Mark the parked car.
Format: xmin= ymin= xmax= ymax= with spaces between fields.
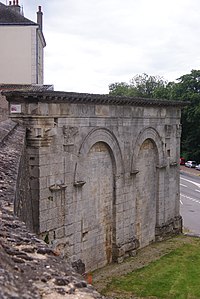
xmin=180 ymin=157 xmax=185 ymax=165
xmin=195 ymin=164 xmax=200 ymax=171
xmin=185 ymin=161 xmax=197 ymax=168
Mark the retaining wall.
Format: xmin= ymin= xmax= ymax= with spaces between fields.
xmin=0 ymin=119 xmax=104 ymax=298
xmin=4 ymin=90 xmax=185 ymax=272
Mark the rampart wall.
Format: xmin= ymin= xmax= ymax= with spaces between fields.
xmin=0 ymin=114 xmax=105 ymax=298
xmin=4 ymin=91 xmax=185 ymax=272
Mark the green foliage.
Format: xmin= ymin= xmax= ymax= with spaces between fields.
xmin=108 ymin=82 xmax=137 ymax=96
xmin=109 ymin=73 xmax=167 ymax=98
xmin=170 ymin=70 xmax=200 ymax=161
xmin=102 ymin=240 xmax=200 ymax=299
xmin=109 ymin=70 xmax=200 ymax=162
xmin=130 ymin=73 xmax=168 ymax=98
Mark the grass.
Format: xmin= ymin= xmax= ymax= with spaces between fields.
xmin=101 ymin=237 xmax=200 ymax=299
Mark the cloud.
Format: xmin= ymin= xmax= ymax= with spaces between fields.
xmin=3 ymin=0 xmax=200 ymax=93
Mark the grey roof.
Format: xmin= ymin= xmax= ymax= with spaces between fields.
xmin=2 ymin=90 xmax=189 ymax=107
xmin=0 ymin=2 xmax=37 ymax=26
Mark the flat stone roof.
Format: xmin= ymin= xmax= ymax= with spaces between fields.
xmin=3 ymin=90 xmax=189 ymax=108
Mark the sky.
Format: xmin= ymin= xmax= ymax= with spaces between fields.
xmin=3 ymin=0 xmax=200 ymax=94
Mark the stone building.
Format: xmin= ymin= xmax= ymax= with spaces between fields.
xmin=4 ymin=90 xmax=185 ymax=271
xmin=0 ymin=1 xmax=45 ymax=85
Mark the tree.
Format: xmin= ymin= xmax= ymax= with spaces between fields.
xmin=108 ymin=70 xmax=200 ymax=162
xmin=109 ymin=73 xmax=168 ymax=98
xmin=108 ymin=82 xmax=135 ymax=96
xmin=168 ymin=70 xmax=200 ymax=161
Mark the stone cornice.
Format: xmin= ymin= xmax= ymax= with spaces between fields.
xmin=3 ymin=90 xmax=189 ymax=108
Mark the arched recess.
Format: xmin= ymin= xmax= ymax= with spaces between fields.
xmin=131 ymin=127 xmax=165 ymax=170
xmin=131 ymin=127 xmax=165 ymax=248
xmin=74 ymin=128 xmax=124 ymax=270
xmin=76 ymin=128 xmax=124 ymax=178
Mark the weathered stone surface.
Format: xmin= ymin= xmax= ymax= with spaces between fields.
xmin=3 ymin=90 xmax=184 ymax=273
xmin=0 ymin=93 xmax=8 ymax=122
xmin=0 ymin=120 xmax=106 ymax=299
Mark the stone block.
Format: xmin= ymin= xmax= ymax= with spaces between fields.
xmin=39 ymin=219 xmax=47 ymax=232
xmin=65 ymin=224 xmax=74 ymax=237
xmin=46 ymin=218 xmax=59 ymax=231
xmin=48 ymin=103 xmax=60 ymax=115
xmin=40 ymin=188 xmax=51 ymax=200
xmin=55 ymin=227 xmax=65 ymax=239
xmin=40 ymin=209 xmax=50 ymax=222
xmin=74 ymin=242 xmax=82 ymax=254
xmin=40 ymin=165 xmax=50 ymax=178
xmin=39 ymin=177 xmax=47 ymax=189
xmin=95 ymin=105 xmax=110 ymax=117
xmin=39 ymin=199 xmax=48 ymax=211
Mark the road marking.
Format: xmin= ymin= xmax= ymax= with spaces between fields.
xmin=180 ymin=200 xmax=183 ymax=205
xmin=181 ymin=177 xmax=200 ymax=189
xmin=180 ymin=183 xmax=187 ymax=187
xmin=195 ymin=189 xmax=200 ymax=193
xmin=181 ymin=193 xmax=200 ymax=204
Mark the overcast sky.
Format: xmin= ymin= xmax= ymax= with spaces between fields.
xmin=3 ymin=0 xmax=200 ymax=94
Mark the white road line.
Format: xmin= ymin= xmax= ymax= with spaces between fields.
xmin=180 ymin=183 xmax=187 ymax=187
xmin=181 ymin=177 xmax=200 ymax=189
xmin=181 ymin=193 xmax=200 ymax=204
xmin=195 ymin=189 xmax=200 ymax=193
xmin=180 ymin=200 xmax=183 ymax=205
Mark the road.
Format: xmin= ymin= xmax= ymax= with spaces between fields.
xmin=180 ymin=170 xmax=200 ymax=235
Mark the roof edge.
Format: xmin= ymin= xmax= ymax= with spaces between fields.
xmin=2 ymin=90 xmax=190 ymax=107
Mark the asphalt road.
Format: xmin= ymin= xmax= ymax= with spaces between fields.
xmin=180 ymin=169 xmax=200 ymax=235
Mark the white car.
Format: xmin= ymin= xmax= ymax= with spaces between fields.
xmin=195 ymin=164 xmax=200 ymax=171
xmin=185 ymin=161 xmax=197 ymax=168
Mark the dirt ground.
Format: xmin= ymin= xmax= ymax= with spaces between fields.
xmin=92 ymin=235 xmax=195 ymax=295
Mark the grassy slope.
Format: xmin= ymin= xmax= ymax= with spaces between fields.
xmin=92 ymin=235 xmax=200 ymax=299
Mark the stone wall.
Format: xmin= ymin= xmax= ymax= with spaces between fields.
xmin=0 ymin=93 xmax=8 ymax=122
xmin=14 ymin=137 xmax=37 ymax=231
xmin=4 ymin=91 xmax=185 ymax=272
xmin=0 ymin=116 xmax=105 ymax=299
xmin=0 ymin=118 xmax=34 ymax=229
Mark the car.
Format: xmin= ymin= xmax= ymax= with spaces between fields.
xmin=180 ymin=157 xmax=185 ymax=165
xmin=195 ymin=164 xmax=200 ymax=171
xmin=185 ymin=161 xmax=197 ymax=168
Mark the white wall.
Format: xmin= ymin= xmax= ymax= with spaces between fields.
xmin=0 ymin=25 xmax=38 ymax=84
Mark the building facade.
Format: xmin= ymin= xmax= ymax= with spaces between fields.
xmin=0 ymin=1 xmax=46 ymax=85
